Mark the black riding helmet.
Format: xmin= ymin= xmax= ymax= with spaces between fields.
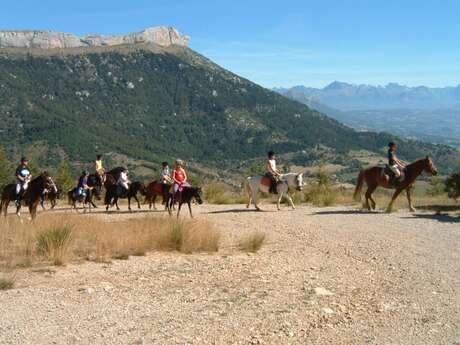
xmin=162 ymin=161 xmax=169 ymax=167
xmin=268 ymin=150 xmax=275 ymax=158
xmin=21 ymin=156 xmax=28 ymax=163
xmin=82 ymin=170 xmax=89 ymax=175
xmin=388 ymin=141 xmax=397 ymax=148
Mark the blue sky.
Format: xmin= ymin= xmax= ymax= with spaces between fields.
xmin=1 ymin=0 xmax=459 ymax=88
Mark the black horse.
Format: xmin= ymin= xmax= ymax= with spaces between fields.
xmin=167 ymin=186 xmax=203 ymax=218
xmin=0 ymin=172 xmax=56 ymax=219
xmin=41 ymin=184 xmax=60 ymax=210
xmin=68 ymin=187 xmax=95 ymax=212
xmin=105 ymin=181 xmax=146 ymax=211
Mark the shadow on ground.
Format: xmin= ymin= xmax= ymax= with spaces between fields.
xmin=314 ymin=209 xmax=379 ymax=215
xmin=205 ymin=208 xmax=275 ymax=214
xmin=403 ymin=213 xmax=460 ymax=223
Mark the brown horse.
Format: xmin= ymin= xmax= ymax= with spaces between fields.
xmin=0 ymin=172 xmax=56 ymax=219
xmin=354 ymin=156 xmax=438 ymax=212
xmin=144 ymin=180 xmax=170 ymax=210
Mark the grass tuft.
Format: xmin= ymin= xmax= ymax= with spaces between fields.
xmin=36 ymin=226 xmax=73 ymax=266
xmin=239 ymin=231 xmax=266 ymax=253
xmin=0 ymin=275 xmax=15 ymax=290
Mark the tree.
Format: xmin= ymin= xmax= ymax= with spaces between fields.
xmin=0 ymin=147 xmax=12 ymax=187
xmin=55 ymin=161 xmax=74 ymax=192
xmin=445 ymin=172 xmax=460 ymax=200
xmin=426 ymin=176 xmax=446 ymax=196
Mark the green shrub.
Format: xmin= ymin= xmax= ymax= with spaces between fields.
xmin=445 ymin=172 xmax=460 ymax=200
xmin=305 ymin=170 xmax=338 ymax=207
xmin=36 ymin=226 xmax=73 ymax=265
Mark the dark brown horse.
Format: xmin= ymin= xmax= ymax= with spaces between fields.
xmin=41 ymin=184 xmax=60 ymax=210
xmin=105 ymin=181 xmax=146 ymax=211
xmin=354 ymin=156 xmax=438 ymax=212
xmin=144 ymin=180 xmax=170 ymax=210
xmin=166 ymin=186 xmax=203 ymax=218
xmin=0 ymin=172 xmax=56 ymax=219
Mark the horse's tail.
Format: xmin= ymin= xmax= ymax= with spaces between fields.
xmin=353 ymin=170 xmax=365 ymax=201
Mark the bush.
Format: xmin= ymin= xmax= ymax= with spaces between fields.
xmin=445 ymin=172 xmax=460 ymax=200
xmin=304 ymin=170 xmax=338 ymax=206
xmin=427 ymin=176 xmax=446 ymax=196
xmin=204 ymin=182 xmax=246 ymax=204
xmin=37 ymin=226 xmax=73 ymax=265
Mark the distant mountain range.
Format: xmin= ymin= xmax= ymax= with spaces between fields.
xmin=275 ymin=82 xmax=460 ymax=110
xmin=276 ymin=82 xmax=460 ymax=147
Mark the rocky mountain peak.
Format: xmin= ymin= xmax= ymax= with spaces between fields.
xmin=0 ymin=26 xmax=189 ymax=49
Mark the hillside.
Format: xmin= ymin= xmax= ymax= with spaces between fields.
xmin=0 ymin=40 xmax=459 ymax=181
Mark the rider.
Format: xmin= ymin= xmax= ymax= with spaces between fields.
xmin=15 ymin=157 xmax=32 ymax=206
xmin=76 ymin=170 xmax=92 ymax=197
xmin=94 ymin=154 xmax=105 ymax=185
xmin=117 ymin=168 xmax=131 ymax=195
xmin=265 ymin=151 xmax=281 ymax=194
xmin=160 ymin=161 xmax=172 ymax=197
xmin=388 ymin=142 xmax=406 ymax=182
xmin=172 ymin=159 xmax=188 ymax=196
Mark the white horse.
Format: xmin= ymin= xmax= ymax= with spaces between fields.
xmin=245 ymin=173 xmax=304 ymax=211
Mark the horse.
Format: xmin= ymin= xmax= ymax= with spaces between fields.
xmin=40 ymin=184 xmax=60 ymax=210
xmin=67 ymin=187 xmax=95 ymax=212
xmin=0 ymin=172 xmax=56 ymax=219
xmin=245 ymin=173 xmax=304 ymax=211
xmin=105 ymin=181 xmax=146 ymax=211
xmin=166 ymin=186 xmax=203 ymax=218
xmin=144 ymin=180 xmax=170 ymax=210
xmin=353 ymin=156 xmax=438 ymax=213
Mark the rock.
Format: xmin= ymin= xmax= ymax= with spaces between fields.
xmin=79 ymin=287 xmax=94 ymax=294
xmin=314 ymin=287 xmax=334 ymax=296
xmin=321 ymin=307 xmax=334 ymax=315
xmin=0 ymin=26 xmax=189 ymax=49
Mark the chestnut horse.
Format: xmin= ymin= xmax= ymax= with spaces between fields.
xmin=0 ymin=172 xmax=56 ymax=219
xmin=144 ymin=180 xmax=170 ymax=210
xmin=354 ymin=156 xmax=438 ymax=212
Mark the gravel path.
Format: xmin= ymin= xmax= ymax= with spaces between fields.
xmin=0 ymin=204 xmax=459 ymax=345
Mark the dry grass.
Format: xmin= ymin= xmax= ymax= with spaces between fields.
xmin=0 ymin=273 xmax=15 ymax=290
xmin=239 ymin=231 xmax=266 ymax=253
xmin=204 ymin=182 xmax=247 ymax=205
xmin=0 ymin=214 xmax=220 ymax=269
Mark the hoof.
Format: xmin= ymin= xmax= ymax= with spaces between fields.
xmin=409 ymin=207 xmax=416 ymax=213
xmin=385 ymin=208 xmax=393 ymax=214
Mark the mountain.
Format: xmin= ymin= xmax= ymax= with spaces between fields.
xmin=277 ymin=83 xmax=460 ymax=148
xmin=0 ymin=28 xmax=459 ymax=182
xmin=279 ymin=82 xmax=460 ymax=110
xmin=0 ymin=26 xmax=189 ymax=49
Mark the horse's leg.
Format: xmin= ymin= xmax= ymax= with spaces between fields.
xmin=365 ymin=184 xmax=377 ymax=210
xmin=406 ymin=187 xmax=416 ymax=212
xmin=246 ymin=185 xmax=252 ymax=209
xmin=277 ymin=191 xmax=283 ymax=211
xmin=253 ymin=191 xmax=261 ymax=211
xmin=29 ymin=201 xmax=38 ymax=220
xmin=116 ymin=198 xmax=120 ymax=211
xmin=386 ymin=188 xmax=403 ymax=213
xmin=284 ymin=192 xmax=296 ymax=210
xmin=40 ymin=196 xmax=46 ymax=210
xmin=188 ymin=202 xmax=194 ymax=218
xmin=128 ymin=197 xmax=132 ymax=211
xmin=135 ymin=195 xmax=141 ymax=209
xmin=177 ymin=202 xmax=183 ymax=219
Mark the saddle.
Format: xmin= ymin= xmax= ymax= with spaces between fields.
xmin=383 ymin=165 xmax=406 ymax=187
xmin=73 ymin=187 xmax=87 ymax=199
xmin=261 ymin=175 xmax=280 ymax=194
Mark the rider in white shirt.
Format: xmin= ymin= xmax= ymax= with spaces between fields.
xmin=15 ymin=157 xmax=32 ymax=205
xmin=265 ymin=151 xmax=282 ymax=194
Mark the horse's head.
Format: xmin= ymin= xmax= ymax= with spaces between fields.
xmin=41 ymin=171 xmax=56 ymax=191
xmin=193 ymin=187 xmax=204 ymax=205
xmin=295 ymin=173 xmax=304 ymax=191
xmin=425 ymin=156 xmax=438 ymax=176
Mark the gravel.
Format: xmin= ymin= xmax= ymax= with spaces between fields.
xmin=0 ymin=204 xmax=458 ymax=345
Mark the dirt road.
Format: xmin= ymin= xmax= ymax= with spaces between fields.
xmin=0 ymin=204 xmax=459 ymax=345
